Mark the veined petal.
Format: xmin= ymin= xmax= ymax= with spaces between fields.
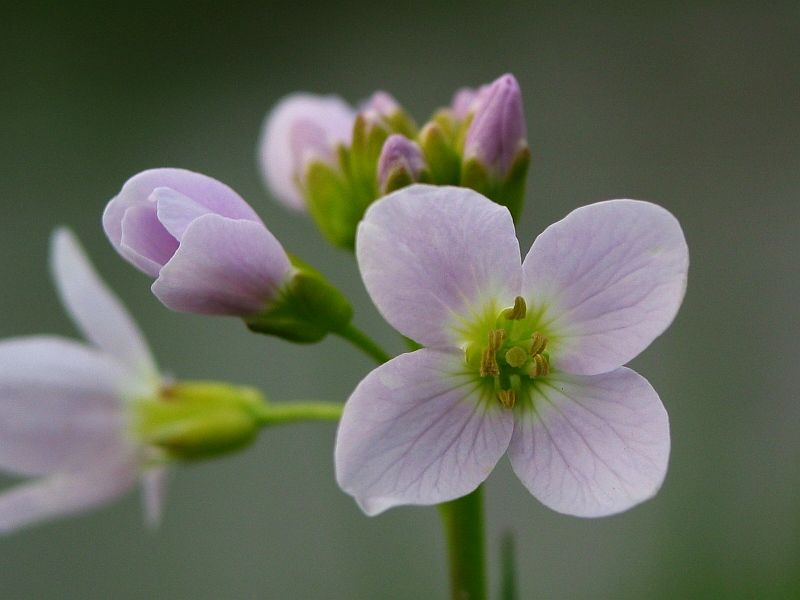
xmin=0 ymin=449 xmax=138 ymax=535
xmin=51 ymin=229 xmax=158 ymax=382
xmin=509 ymin=368 xmax=670 ymax=517
xmin=335 ymin=349 xmax=514 ymax=515
xmin=357 ymin=185 xmax=521 ymax=347
xmin=152 ymin=214 xmax=292 ymax=316
xmin=0 ymin=337 xmax=131 ymax=476
xmin=141 ymin=466 xmax=169 ymax=529
xmin=522 ymin=200 xmax=688 ymax=375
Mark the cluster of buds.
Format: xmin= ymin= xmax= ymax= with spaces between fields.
xmin=259 ymin=74 xmax=530 ymax=248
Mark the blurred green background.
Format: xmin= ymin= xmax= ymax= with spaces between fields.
xmin=1 ymin=2 xmax=798 ymax=598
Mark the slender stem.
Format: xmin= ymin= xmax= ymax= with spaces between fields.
xmin=334 ymin=322 xmax=392 ymax=364
xmin=438 ymin=486 xmax=487 ymax=600
xmin=254 ymin=401 xmax=343 ymax=426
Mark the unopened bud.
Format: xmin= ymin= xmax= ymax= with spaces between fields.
xmin=463 ymin=74 xmax=527 ymax=179
xmin=377 ymin=135 xmax=429 ymax=194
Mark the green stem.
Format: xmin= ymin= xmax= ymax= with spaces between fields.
xmin=254 ymin=401 xmax=343 ymax=426
xmin=438 ymin=486 xmax=487 ymax=600
xmin=334 ymin=322 xmax=392 ymax=364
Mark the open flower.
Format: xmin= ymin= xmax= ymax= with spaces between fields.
xmin=0 ymin=229 xmax=165 ymax=533
xmin=335 ymin=185 xmax=688 ymax=517
xmin=103 ymin=168 xmax=292 ymax=316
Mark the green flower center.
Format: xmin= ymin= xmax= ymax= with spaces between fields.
xmin=463 ymin=296 xmax=551 ymax=409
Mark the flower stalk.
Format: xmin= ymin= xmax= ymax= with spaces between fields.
xmin=438 ymin=486 xmax=487 ymax=600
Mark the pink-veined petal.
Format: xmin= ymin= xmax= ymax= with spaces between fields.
xmin=151 ymin=214 xmax=292 ymax=316
xmin=356 ymin=185 xmax=521 ymax=347
xmin=0 ymin=337 xmax=131 ymax=477
xmin=0 ymin=448 xmax=138 ymax=535
xmin=335 ymin=349 xmax=514 ymax=515
xmin=522 ymin=200 xmax=688 ymax=375
xmin=141 ymin=466 xmax=169 ymax=529
xmin=509 ymin=368 xmax=670 ymax=518
xmin=50 ymin=228 xmax=158 ymax=382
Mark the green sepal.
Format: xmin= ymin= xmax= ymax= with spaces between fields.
xmin=135 ymin=382 xmax=266 ymax=461
xmin=460 ymin=145 xmax=530 ymax=223
xmin=419 ymin=122 xmax=461 ymax=185
xmin=245 ymin=256 xmax=353 ymax=343
xmin=304 ymin=159 xmax=362 ymax=249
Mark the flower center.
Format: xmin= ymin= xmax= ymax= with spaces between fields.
xmin=464 ymin=296 xmax=551 ymax=409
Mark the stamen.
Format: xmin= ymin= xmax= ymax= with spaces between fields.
xmin=527 ymin=353 xmax=550 ymax=377
xmin=529 ymin=332 xmax=548 ymax=356
xmin=497 ymin=389 xmax=517 ymax=409
xmin=480 ymin=347 xmax=499 ymax=377
xmin=502 ymin=296 xmax=527 ymax=320
xmin=488 ymin=328 xmax=506 ymax=350
xmin=504 ymin=346 xmax=528 ymax=368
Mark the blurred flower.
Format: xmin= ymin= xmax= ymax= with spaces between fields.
xmin=377 ymin=134 xmax=429 ymax=194
xmin=0 ymin=229 xmax=166 ymax=533
xmin=103 ymin=168 xmax=292 ymax=316
xmin=336 ymin=185 xmax=688 ymax=517
xmin=258 ymin=94 xmax=355 ymax=210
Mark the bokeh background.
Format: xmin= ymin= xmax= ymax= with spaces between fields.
xmin=1 ymin=2 xmax=798 ymax=598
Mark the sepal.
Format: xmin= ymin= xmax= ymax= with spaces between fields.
xmin=245 ymin=256 xmax=353 ymax=343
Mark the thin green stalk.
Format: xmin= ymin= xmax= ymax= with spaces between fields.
xmin=438 ymin=486 xmax=487 ymax=600
xmin=334 ymin=322 xmax=392 ymax=364
xmin=255 ymin=401 xmax=343 ymax=426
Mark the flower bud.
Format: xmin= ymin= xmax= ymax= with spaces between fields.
xmin=377 ymin=134 xmax=429 ymax=194
xmin=258 ymin=93 xmax=355 ymax=210
xmin=103 ymin=168 xmax=293 ymax=317
xmin=360 ymin=91 xmax=417 ymax=138
xmin=462 ymin=74 xmax=527 ymax=179
xmin=135 ymin=382 xmax=266 ymax=461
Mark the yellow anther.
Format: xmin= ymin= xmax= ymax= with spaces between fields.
xmin=529 ymin=332 xmax=548 ymax=356
xmin=527 ymin=353 xmax=550 ymax=378
xmin=502 ymin=296 xmax=527 ymax=320
xmin=488 ymin=328 xmax=506 ymax=351
xmin=497 ymin=389 xmax=517 ymax=409
xmin=480 ymin=347 xmax=499 ymax=377
xmin=504 ymin=346 xmax=528 ymax=368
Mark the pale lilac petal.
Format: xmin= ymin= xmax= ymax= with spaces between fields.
xmin=103 ymin=168 xmax=261 ymax=275
xmin=259 ymin=93 xmax=355 ymax=210
xmin=522 ymin=200 xmax=689 ymax=375
xmin=0 ymin=337 xmax=130 ymax=476
xmin=451 ymin=87 xmax=479 ymax=119
xmin=152 ymin=214 xmax=292 ymax=316
xmin=50 ymin=229 xmax=158 ymax=381
xmin=103 ymin=168 xmax=259 ymax=246
xmin=141 ymin=466 xmax=169 ymax=529
xmin=357 ymin=185 xmax=521 ymax=347
xmin=120 ymin=204 xmax=178 ymax=276
xmin=335 ymin=349 xmax=514 ymax=515
xmin=509 ymin=368 xmax=670 ymax=517
xmin=154 ymin=187 xmax=214 ymax=241
xmin=0 ymin=449 xmax=138 ymax=535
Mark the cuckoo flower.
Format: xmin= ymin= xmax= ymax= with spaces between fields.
xmin=103 ymin=168 xmax=292 ymax=316
xmin=0 ymin=230 xmax=166 ymax=533
xmin=259 ymin=93 xmax=356 ymax=210
xmin=336 ymin=185 xmax=688 ymax=517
